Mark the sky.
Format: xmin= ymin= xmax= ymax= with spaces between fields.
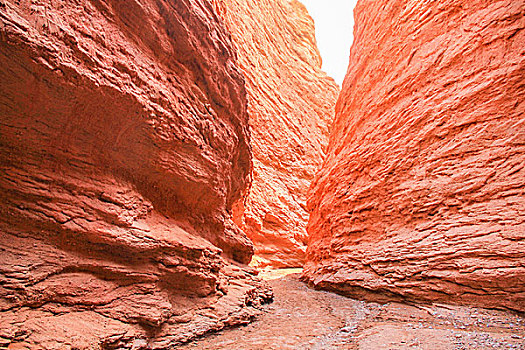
xmin=299 ymin=0 xmax=358 ymax=86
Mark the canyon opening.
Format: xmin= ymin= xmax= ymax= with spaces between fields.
xmin=0 ymin=0 xmax=523 ymax=349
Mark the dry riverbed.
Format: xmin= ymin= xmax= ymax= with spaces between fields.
xmin=181 ymin=271 xmax=524 ymax=350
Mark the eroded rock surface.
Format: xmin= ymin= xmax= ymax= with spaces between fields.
xmin=303 ymin=0 xmax=525 ymax=312
xmin=213 ymin=0 xmax=339 ymax=268
xmin=0 ymin=0 xmax=272 ymax=348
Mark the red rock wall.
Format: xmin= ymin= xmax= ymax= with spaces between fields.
xmin=303 ymin=0 xmax=525 ymax=312
xmin=0 ymin=0 xmax=272 ymax=348
xmin=213 ymin=0 xmax=338 ymax=268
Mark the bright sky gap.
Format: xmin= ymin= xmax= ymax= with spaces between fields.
xmin=299 ymin=0 xmax=358 ymax=86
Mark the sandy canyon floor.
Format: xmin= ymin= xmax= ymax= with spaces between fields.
xmin=181 ymin=271 xmax=524 ymax=350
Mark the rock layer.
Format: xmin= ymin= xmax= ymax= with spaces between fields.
xmin=303 ymin=0 xmax=525 ymax=312
xmin=0 ymin=0 xmax=272 ymax=348
xmin=213 ymin=0 xmax=338 ymax=268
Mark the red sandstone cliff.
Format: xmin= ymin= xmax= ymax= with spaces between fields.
xmin=303 ymin=0 xmax=525 ymax=312
xmin=213 ymin=0 xmax=338 ymax=268
xmin=0 ymin=0 xmax=272 ymax=348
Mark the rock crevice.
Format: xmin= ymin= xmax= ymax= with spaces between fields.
xmin=213 ymin=0 xmax=338 ymax=268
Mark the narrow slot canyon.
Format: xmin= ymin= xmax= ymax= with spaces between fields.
xmin=0 ymin=0 xmax=523 ymax=349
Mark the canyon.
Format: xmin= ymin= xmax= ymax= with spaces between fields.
xmin=0 ymin=0 xmax=524 ymax=349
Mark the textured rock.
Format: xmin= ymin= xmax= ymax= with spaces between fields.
xmin=213 ymin=0 xmax=338 ymax=268
xmin=303 ymin=0 xmax=525 ymax=312
xmin=0 ymin=0 xmax=272 ymax=348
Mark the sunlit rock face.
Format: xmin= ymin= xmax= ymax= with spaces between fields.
xmin=213 ymin=0 xmax=339 ymax=268
xmin=303 ymin=0 xmax=525 ymax=312
xmin=0 ymin=0 xmax=273 ymax=348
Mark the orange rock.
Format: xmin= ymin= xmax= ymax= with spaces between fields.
xmin=213 ymin=0 xmax=339 ymax=268
xmin=303 ymin=0 xmax=525 ymax=312
xmin=0 ymin=0 xmax=272 ymax=348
